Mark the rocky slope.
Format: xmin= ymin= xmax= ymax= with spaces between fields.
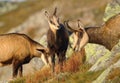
xmin=2 ymin=0 xmax=120 ymax=82
xmin=91 ymin=0 xmax=120 ymax=82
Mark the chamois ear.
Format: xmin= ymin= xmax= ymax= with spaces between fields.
xmin=44 ymin=10 xmax=49 ymax=19
xmin=64 ymin=20 xmax=69 ymax=28
xmin=37 ymin=48 xmax=45 ymax=53
xmin=78 ymin=19 xmax=84 ymax=29
xmin=37 ymin=47 xmax=49 ymax=53
xmin=53 ymin=7 xmax=57 ymax=16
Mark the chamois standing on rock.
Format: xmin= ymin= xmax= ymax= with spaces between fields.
xmin=64 ymin=20 xmax=89 ymax=51
xmin=0 ymin=33 xmax=48 ymax=78
xmin=65 ymin=13 xmax=120 ymax=51
xmin=45 ymin=8 xmax=69 ymax=73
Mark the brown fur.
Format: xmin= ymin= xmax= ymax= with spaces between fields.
xmin=64 ymin=20 xmax=89 ymax=51
xmin=65 ymin=14 xmax=120 ymax=51
xmin=85 ymin=13 xmax=120 ymax=50
xmin=0 ymin=33 xmax=48 ymax=78
xmin=45 ymin=8 xmax=69 ymax=73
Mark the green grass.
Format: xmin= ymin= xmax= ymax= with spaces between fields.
xmin=70 ymin=70 xmax=103 ymax=83
xmin=9 ymin=77 xmax=25 ymax=83
xmin=10 ymin=63 xmax=92 ymax=83
xmin=50 ymin=63 xmax=103 ymax=83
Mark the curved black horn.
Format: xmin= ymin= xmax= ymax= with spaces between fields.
xmin=53 ymin=7 xmax=57 ymax=16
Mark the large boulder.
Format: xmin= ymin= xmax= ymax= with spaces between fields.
xmin=93 ymin=59 xmax=120 ymax=83
xmin=103 ymin=0 xmax=120 ymax=21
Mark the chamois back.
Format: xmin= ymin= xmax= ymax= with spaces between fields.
xmin=0 ymin=33 xmax=48 ymax=78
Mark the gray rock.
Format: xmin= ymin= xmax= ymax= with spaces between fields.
xmin=103 ymin=0 xmax=120 ymax=21
xmin=89 ymin=40 xmax=120 ymax=72
xmin=93 ymin=59 xmax=120 ymax=83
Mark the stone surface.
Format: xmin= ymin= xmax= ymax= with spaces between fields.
xmin=103 ymin=0 xmax=120 ymax=21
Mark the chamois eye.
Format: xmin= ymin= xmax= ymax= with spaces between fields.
xmin=50 ymin=20 xmax=53 ymax=23
xmin=50 ymin=20 xmax=55 ymax=25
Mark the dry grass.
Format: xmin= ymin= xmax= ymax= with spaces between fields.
xmin=51 ymin=64 xmax=94 ymax=83
xmin=63 ymin=48 xmax=86 ymax=73
xmin=25 ymin=67 xmax=51 ymax=83
xmin=106 ymin=68 xmax=120 ymax=80
xmin=12 ymin=48 xmax=87 ymax=83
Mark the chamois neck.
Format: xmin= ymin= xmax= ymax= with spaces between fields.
xmin=85 ymin=26 xmax=113 ymax=50
xmin=85 ymin=26 xmax=103 ymax=44
xmin=49 ymin=26 xmax=57 ymax=34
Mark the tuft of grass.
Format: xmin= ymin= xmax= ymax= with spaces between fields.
xmin=11 ymin=48 xmax=88 ymax=83
xmin=63 ymin=48 xmax=86 ymax=73
xmin=9 ymin=77 xmax=25 ymax=83
xmin=50 ymin=48 xmax=104 ymax=83
xmin=51 ymin=63 xmax=97 ymax=83
xmin=105 ymin=76 xmax=120 ymax=83
xmin=106 ymin=68 xmax=120 ymax=80
xmin=69 ymin=70 xmax=103 ymax=83
xmin=25 ymin=67 xmax=52 ymax=83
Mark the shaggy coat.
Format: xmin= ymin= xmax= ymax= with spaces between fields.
xmin=85 ymin=13 xmax=120 ymax=50
xmin=65 ymin=14 xmax=120 ymax=51
xmin=64 ymin=20 xmax=89 ymax=51
xmin=0 ymin=33 xmax=48 ymax=78
xmin=45 ymin=8 xmax=69 ymax=72
xmin=47 ymin=24 xmax=69 ymax=53
xmin=47 ymin=24 xmax=69 ymax=72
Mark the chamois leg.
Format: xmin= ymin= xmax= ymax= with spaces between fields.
xmin=18 ymin=65 xmax=23 ymax=77
xmin=51 ymin=53 xmax=55 ymax=73
xmin=73 ymin=33 xmax=77 ymax=50
xmin=73 ymin=33 xmax=78 ymax=51
xmin=77 ymin=38 xmax=81 ymax=51
xmin=78 ymin=32 xmax=89 ymax=51
xmin=12 ymin=59 xmax=20 ymax=78
xmin=58 ymin=52 xmax=66 ymax=72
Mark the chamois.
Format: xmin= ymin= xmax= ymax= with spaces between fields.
xmin=66 ymin=13 xmax=120 ymax=51
xmin=0 ymin=33 xmax=48 ymax=78
xmin=64 ymin=20 xmax=89 ymax=51
xmin=45 ymin=8 xmax=69 ymax=73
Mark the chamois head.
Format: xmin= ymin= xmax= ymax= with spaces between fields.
xmin=64 ymin=19 xmax=84 ymax=32
xmin=37 ymin=47 xmax=50 ymax=65
xmin=45 ymin=8 xmax=60 ymax=31
xmin=64 ymin=19 xmax=88 ymax=51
